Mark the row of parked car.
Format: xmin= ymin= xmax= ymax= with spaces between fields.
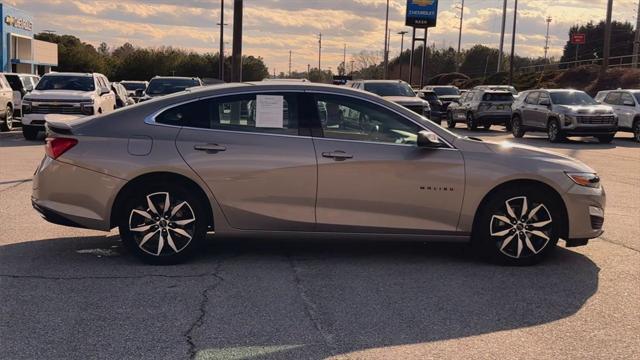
xmin=2 ymin=72 xmax=204 ymax=139
xmin=347 ymin=80 xmax=638 ymax=143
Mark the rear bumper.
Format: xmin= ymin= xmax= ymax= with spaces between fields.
xmin=32 ymin=156 xmax=125 ymax=231
xmin=475 ymin=113 xmax=512 ymax=125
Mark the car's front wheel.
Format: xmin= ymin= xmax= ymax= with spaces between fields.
xmin=118 ymin=183 xmax=208 ymax=264
xmin=22 ymin=125 xmax=39 ymax=140
xmin=1 ymin=105 xmax=13 ymax=131
xmin=446 ymin=112 xmax=456 ymax=128
xmin=466 ymin=112 xmax=478 ymax=130
xmin=547 ymin=119 xmax=565 ymax=143
xmin=474 ymin=186 xmax=561 ymax=265
xmin=634 ymin=120 xmax=640 ymax=143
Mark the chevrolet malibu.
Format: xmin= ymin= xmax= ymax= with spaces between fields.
xmin=32 ymin=82 xmax=605 ymax=265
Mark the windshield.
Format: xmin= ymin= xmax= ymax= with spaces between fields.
xmin=35 ymin=76 xmax=95 ymax=92
xmin=432 ymin=87 xmax=460 ymax=96
xmin=421 ymin=92 xmax=438 ymax=101
xmin=550 ymin=91 xmax=596 ymax=105
xmin=121 ymin=82 xmax=146 ymax=91
xmin=146 ymin=79 xmax=199 ymax=95
xmin=364 ymin=83 xmax=415 ymax=97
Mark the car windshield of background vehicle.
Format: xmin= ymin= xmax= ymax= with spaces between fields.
xmin=483 ymin=93 xmax=513 ymax=101
xmin=121 ymin=82 xmax=146 ymax=91
xmin=633 ymin=92 xmax=640 ymax=104
xmin=146 ymin=79 xmax=199 ymax=95
xmin=364 ymin=83 xmax=416 ymax=97
xmin=422 ymin=92 xmax=438 ymax=101
xmin=35 ymin=76 xmax=95 ymax=92
xmin=433 ymin=87 xmax=460 ymax=96
xmin=4 ymin=75 xmax=23 ymax=91
xmin=550 ymin=91 xmax=597 ymax=105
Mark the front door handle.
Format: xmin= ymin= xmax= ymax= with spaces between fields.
xmin=194 ymin=143 xmax=227 ymax=152
xmin=322 ymin=151 xmax=353 ymax=160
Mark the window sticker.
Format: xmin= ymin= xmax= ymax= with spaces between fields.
xmin=256 ymin=95 xmax=284 ymax=128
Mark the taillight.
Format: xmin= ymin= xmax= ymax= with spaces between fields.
xmin=45 ymin=137 xmax=78 ymax=159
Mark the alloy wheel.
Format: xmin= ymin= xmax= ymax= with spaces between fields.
xmin=489 ymin=196 xmax=553 ymax=259
xmin=128 ymin=192 xmax=196 ymax=256
xmin=5 ymin=106 xmax=13 ymax=131
xmin=548 ymin=121 xmax=559 ymax=141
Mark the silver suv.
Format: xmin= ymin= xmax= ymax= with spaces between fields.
xmin=511 ymin=89 xmax=617 ymax=143
xmin=350 ymin=80 xmax=431 ymax=120
xmin=595 ymin=89 xmax=640 ymax=142
xmin=446 ymin=89 xmax=514 ymax=130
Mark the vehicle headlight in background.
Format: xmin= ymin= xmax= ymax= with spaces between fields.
xmin=566 ymin=172 xmax=600 ymax=188
xmin=80 ymin=102 xmax=94 ymax=115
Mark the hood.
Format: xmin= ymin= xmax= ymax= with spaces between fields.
xmin=556 ymin=104 xmax=613 ymax=114
xmin=25 ymin=90 xmax=95 ymax=102
xmin=383 ymin=96 xmax=429 ymax=106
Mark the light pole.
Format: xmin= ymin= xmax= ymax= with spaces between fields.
xmin=634 ymin=1 xmax=640 ymax=68
xmin=456 ymin=0 xmax=465 ymax=72
xmin=218 ymin=0 xmax=225 ymax=81
xmin=383 ymin=0 xmax=390 ymax=79
xmin=231 ymin=0 xmax=243 ymax=82
xmin=318 ymin=33 xmax=322 ymax=71
xmin=602 ymin=0 xmax=613 ymax=73
xmin=398 ymin=31 xmax=408 ymax=80
xmin=509 ymin=0 xmax=519 ymax=85
xmin=497 ymin=0 xmax=507 ymax=72
xmin=343 ymin=44 xmax=347 ymax=76
xmin=288 ymin=50 xmax=292 ymax=77
xmin=543 ymin=16 xmax=552 ymax=62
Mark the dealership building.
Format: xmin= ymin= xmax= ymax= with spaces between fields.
xmin=0 ymin=3 xmax=57 ymax=74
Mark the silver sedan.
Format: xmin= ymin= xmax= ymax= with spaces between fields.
xmin=32 ymin=82 xmax=605 ymax=265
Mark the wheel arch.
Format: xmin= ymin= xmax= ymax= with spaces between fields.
xmin=471 ymin=179 xmax=569 ymax=241
xmin=110 ymin=171 xmax=214 ymax=230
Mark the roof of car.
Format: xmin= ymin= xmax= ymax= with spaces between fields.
xmin=354 ymin=80 xmax=409 ymax=84
xmin=121 ymin=80 xmax=148 ymax=83
xmin=42 ymin=72 xmax=96 ymax=77
xmin=151 ymin=76 xmax=200 ymax=80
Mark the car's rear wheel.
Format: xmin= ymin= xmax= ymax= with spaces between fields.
xmin=466 ymin=112 xmax=478 ymax=130
xmin=446 ymin=112 xmax=456 ymax=128
xmin=1 ymin=105 xmax=13 ymax=131
xmin=511 ymin=116 xmax=525 ymax=138
xmin=547 ymin=119 xmax=565 ymax=143
xmin=596 ymin=134 xmax=615 ymax=144
xmin=474 ymin=186 xmax=561 ymax=265
xmin=118 ymin=183 xmax=208 ymax=264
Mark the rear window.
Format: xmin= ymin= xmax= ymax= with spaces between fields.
xmin=4 ymin=75 xmax=23 ymax=91
xmin=483 ymin=93 xmax=513 ymax=102
xmin=432 ymin=87 xmax=460 ymax=96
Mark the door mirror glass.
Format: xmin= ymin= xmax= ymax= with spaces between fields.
xmin=417 ymin=130 xmax=441 ymax=148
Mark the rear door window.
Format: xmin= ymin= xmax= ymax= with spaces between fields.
xmin=525 ymin=92 xmax=539 ymax=105
xmin=603 ymin=92 xmax=621 ymax=105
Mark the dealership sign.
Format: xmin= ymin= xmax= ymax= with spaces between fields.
xmin=4 ymin=15 xmax=33 ymax=32
xmin=405 ymin=0 xmax=439 ymax=28
xmin=571 ymin=33 xmax=586 ymax=45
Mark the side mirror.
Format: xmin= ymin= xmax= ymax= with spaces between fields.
xmin=135 ymin=89 xmax=144 ymax=97
xmin=417 ymin=130 xmax=441 ymax=148
xmin=99 ymin=87 xmax=111 ymax=96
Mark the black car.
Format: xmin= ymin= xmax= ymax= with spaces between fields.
xmin=138 ymin=77 xmax=203 ymax=102
xmin=417 ymin=90 xmax=446 ymax=120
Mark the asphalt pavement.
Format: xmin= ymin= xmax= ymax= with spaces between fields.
xmin=0 ymin=128 xmax=638 ymax=360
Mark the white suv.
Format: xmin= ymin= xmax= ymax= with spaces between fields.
xmin=21 ymin=72 xmax=116 ymax=140
xmin=595 ymin=89 xmax=640 ymax=142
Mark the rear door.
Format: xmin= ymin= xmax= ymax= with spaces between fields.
xmin=521 ymin=91 xmax=539 ymax=128
xmin=308 ymin=92 xmax=465 ymax=234
xmin=172 ymin=91 xmax=318 ymax=231
xmin=618 ymin=92 xmax=635 ymax=128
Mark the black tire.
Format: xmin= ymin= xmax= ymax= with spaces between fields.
xmin=22 ymin=125 xmax=39 ymax=140
xmin=483 ymin=123 xmax=492 ymax=131
xmin=596 ymin=134 xmax=615 ymax=143
xmin=504 ymin=120 xmax=512 ymax=132
xmin=633 ymin=120 xmax=640 ymax=143
xmin=0 ymin=105 xmax=13 ymax=132
xmin=511 ymin=116 xmax=525 ymax=138
xmin=446 ymin=112 xmax=456 ymax=129
xmin=547 ymin=119 xmax=565 ymax=143
xmin=473 ymin=185 xmax=561 ymax=266
xmin=118 ymin=182 xmax=208 ymax=265
xmin=466 ymin=112 xmax=478 ymax=130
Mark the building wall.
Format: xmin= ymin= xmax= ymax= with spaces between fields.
xmin=1 ymin=3 xmax=35 ymax=72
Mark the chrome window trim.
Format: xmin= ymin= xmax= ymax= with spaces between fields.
xmin=144 ymin=87 xmax=456 ymax=149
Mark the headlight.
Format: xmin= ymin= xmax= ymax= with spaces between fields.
xmin=566 ymin=172 xmax=600 ymax=188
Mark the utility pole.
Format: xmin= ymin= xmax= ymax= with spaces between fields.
xmin=634 ymin=1 xmax=640 ymax=68
xmin=218 ymin=0 xmax=225 ymax=81
xmin=602 ymin=0 xmax=613 ymax=74
xmin=307 ymin=64 xmax=310 ymax=78
xmin=318 ymin=33 xmax=322 ymax=71
xmin=288 ymin=50 xmax=292 ymax=77
xmin=383 ymin=0 xmax=390 ymax=79
xmin=350 ymin=60 xmax=354 ymax=75
xmin=343 ymin=44 xmax=347 ymax=75
xmin=509 ymin=0 xmax=518 ymax=85
xmin=544 ymin=16 xmax=552 ymax=62
xmin=231 ymin=0 xmax=243 ymax=82
xmin=497 ymin=0 xmax=508 ymax=72
xmin=398 ymin=31 xmax=408 ymax=79
xmin=456 ymin=0 xmax=465 ymax=72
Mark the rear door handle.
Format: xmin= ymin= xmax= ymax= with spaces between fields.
xmin=322 ymin=151 xmax=353 ymax=160
xmin=194 ymin=143 xmax=227 ymax=152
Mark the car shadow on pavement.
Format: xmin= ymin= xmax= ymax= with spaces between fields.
xmin=0 ymin=235 xmax=599 ymax=360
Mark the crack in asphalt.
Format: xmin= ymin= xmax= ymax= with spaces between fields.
xmin=599 ymin=236 xmax=640 ymax=253
xmin=287 ymin=254 xmax=339 ymax=356
xmin=0 ymin=178 xmax=31 ymax=192
xmin=184 ymin=276 xmax=224 ymax=360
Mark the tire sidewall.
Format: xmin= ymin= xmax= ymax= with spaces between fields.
xmin=466 ymin=113 xmax=477 ymax=130
xmin=473 ymin=186 xmax=561 ymax=266
xmin=447 ymin=112 xmax=455 ymax=128
xmin=547 ymin=119 xmax=562 ymax=143
xmin=118 ymin=182 xmax=208 ymax=265
xmin=511 ymin=116 xmax=524 ymax=138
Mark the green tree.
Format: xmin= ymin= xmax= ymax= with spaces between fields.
xmin=560 ymin=21 xmax=635 ymax=64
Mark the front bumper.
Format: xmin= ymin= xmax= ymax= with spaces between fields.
xmin=21 ymin=114 xmax=47 ymax=127
xmin=563 ymin=126 xmax=617 ymax=136
xmin=563 ymin=183 xmax=606 ymax=241
xmin=32 ymin=156 xmax=125 ymax=231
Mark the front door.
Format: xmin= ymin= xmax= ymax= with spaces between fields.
xmin=309 ymin=93 xmax=465 ymax=234
xmin=171 ymin=92 xmax=318 ymax=231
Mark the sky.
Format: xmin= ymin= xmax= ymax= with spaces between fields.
xmin=4 ymin=0 xmax=638 ymax=73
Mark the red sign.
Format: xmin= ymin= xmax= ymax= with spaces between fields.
xmin=571 ymin=33 xmax=586 ymax=45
